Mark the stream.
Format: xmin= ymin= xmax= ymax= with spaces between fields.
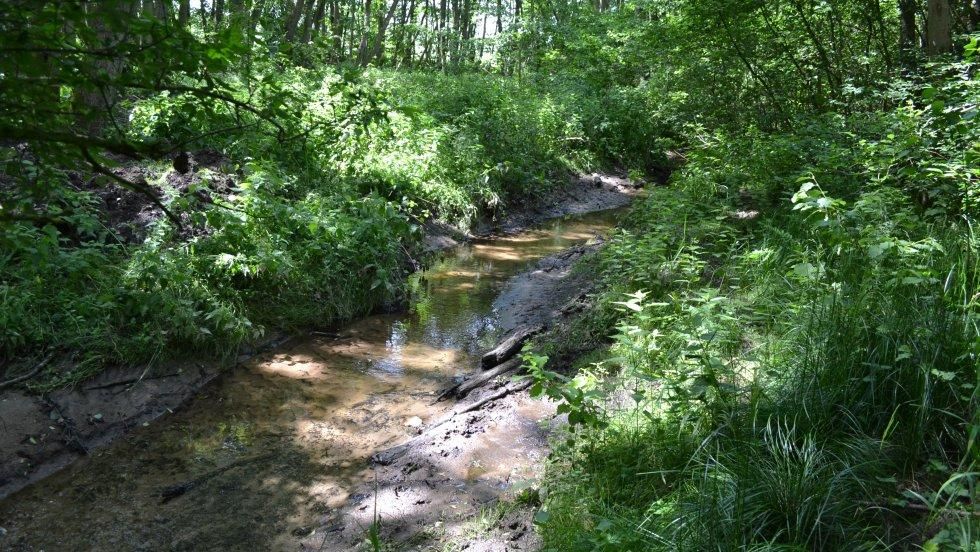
xmin=0 ymin=207 xmax=624 ymax=551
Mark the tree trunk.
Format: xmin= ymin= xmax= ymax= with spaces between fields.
xmin=357 ymin=0 xmax=373 ymax=63
xmin=329 ymin=0 xmax=343 ymax=56
xmin=145 ymin=0 xmax=170 ymax=22
xmin=478 ymin=10 xmax=486 ymax=60
xmin=300 ymin=0 xmax=319 ymax=43
xmin=438 ymin=0 xmax=447 ymax=68
xmin=899 ymin=0 xmax=919 ymax=61
xmin=285 ymin=0 xmax=307 ymax=41
xmin=74 ymin=1 xmax=139 ymax=135
xmin=200 ymin=0 xmax=210 ymax=30
xmin=371 ymin=0 xmax=401 ymax=63
xmin=401 ymin=0 xmax=417 ymax=66
xmin=311 ymin=0 xmax=327 ymax=37
xmin=178 ymin=0 xmax=191 ymax=25
xmin=926 ymin=0 xmax=953 ymax=55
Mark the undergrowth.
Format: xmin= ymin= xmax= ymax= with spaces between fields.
xmin=531 ymin=55 xmax=980 ymax=550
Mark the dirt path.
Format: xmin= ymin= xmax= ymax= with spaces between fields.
xmin=0 ymin=173 xmax=638 ymax=551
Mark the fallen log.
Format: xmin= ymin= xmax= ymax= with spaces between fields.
xmin=436 ymin=356 xmax=523 ymax=402
xmin=450 ymin=379 xmax=533 ymax=418
xmin=480 ymin=325 xmax=542 ymax=369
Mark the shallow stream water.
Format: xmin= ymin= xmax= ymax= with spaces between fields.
xmin=0 ymin=208 xmax=623 ymax=551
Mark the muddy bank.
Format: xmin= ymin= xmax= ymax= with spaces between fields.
xmin=424 ymin=171 xmax=640 ymax=251
xmin=304 ymin=244 xmax=607 ymax=550
xmin=479 ymin=172 xmax=640 ymax=236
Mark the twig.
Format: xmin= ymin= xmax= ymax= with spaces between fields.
xmin=0 ymin=353 xmax=54 ymax=390
xmin=160 ymin=452 xmax=275 ymax=503
xmin=83 ymin=372 xmax=180 ymax=392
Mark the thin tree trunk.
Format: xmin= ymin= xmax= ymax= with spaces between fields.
xmin=329 ymin=0 xmax=342 ymax=57
xmin=402 ymin=0 xmax=418 ymax=66
xmin=899 ymin=0 xmax=919 ymax=64
xmin=438 ymin=0 xmax=447 ymax=69
xmin=926 ymin=0 xmax=953 ymax=55
xmin=311 ymin=0 xmax=327 ymax=38
xmin=357 ymin=0 xmax=373 ymax=63
xmin=200 ymin=0 xmax=210 ymax=30
xmin=718 ymin=15 xmax=787 ymax=124
xmin=420 ymin=0 xmax=433 ymax=65
xmin=478 ymin=11 xmax=487 ymax=60
xmin=788 ymin=0 xmax=841 ymax=88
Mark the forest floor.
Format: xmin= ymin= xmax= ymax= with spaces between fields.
xmin=0 ymin=172 xmax=639 ymax=551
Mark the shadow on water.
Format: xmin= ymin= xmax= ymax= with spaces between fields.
xmin=0 ymin=208 xmax=624 ymax=551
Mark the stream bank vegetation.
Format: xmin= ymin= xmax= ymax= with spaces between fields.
xmin=524 ymin=2 xmax=980 ymax=550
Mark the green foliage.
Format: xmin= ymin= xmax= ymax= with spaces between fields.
xmin=533 ymin=54 xmax=980 ymax=549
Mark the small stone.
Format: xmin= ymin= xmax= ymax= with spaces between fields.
xmin=48 ymin=410 xmax=60 ymax=421
xmin=92 ymin=413 xmax=103 ymax=421
xmin=404 ymin=416 xmax=423 ymax=429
